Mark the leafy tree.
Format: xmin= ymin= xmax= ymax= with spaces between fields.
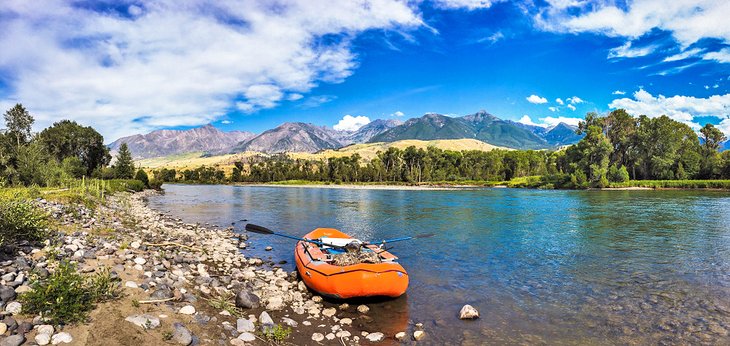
xmin=113 ymin=143 xmax=135 ymax=179
xmin=135 ymin=169 xmax=149 ymax=187
xmin=700 ymin=123 xmax=726 ymax=152
xmin=698 ymin=123 xmax=727 ymax=178
xmin=3 ymin=104 xmax=34 ymax=149
xmin=39 ymin=120 xmax=111 ymax=175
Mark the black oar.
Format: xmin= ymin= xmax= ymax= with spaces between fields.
xmin=244 ymin=223 xmax=347 ymax=249
xmin=365 ymin=233 xmax=435 ymax=245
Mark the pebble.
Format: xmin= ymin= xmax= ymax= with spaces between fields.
xmin=172 ymin=323 xmax=193 ymax=345
xmin=395 ymin=332 xmax=406 ymax=341
xmin=281 ymin=317 xmax=298 ymax=327
xmin=14 ymin=285 xmax=31 ymax=294
xmin=125 ymin=281 xmax=138 ymax=288
xmin=51 ymin=332 xmax=73 ymax=345
xmin=4 ymin=302 xmax=21 ymax=315
xmin=340 ymin=318 xmax=352 ymax=326
xmin=0 ymin=334 xmax=24 ymax=346
xmin=311 ymin=333 xmax=325 ymax=342
xmin=365 ymin=332 xmax=384 ymax=342
xmin=413 ymin=330 xmax=426 ymax=341
xmin=37 ymin=324 xmax=54 ymax=335
xmin=178 ymin=305 xmax=196 ymax=315
xmin=459 ymin=304 xmax=480 ymax=319
xmin=134 ymin=257 xmax=147 ymax=265
xmin=35 ymin=334 xmax=51 ymax=346
xmin=357 ymin=304 xmax=370 ymax=314
xmin=0 ymin=322 xmax=6 ymax=334
xmin=259 ymin=311 xmax=274 ymax=326
xmin=325 ymin=333 xmax=336 ymax=340
xmin=237 ymin=333 xmax=256 ymax=342
xmin=322 ymin=307 xmax=336 ymax=317
xmin=235 ymin=290 xmax=260 ymax=309
xmin=236 ymin=318 xmax=255 ymax=333
xmin=265 ymin=246 xmax=273 ymax=251
xmin=125 ymin=315 xmax=161 ymax=329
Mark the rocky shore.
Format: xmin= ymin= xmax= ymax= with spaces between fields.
xmin=0 ymin=190 xmax=427 ymax=345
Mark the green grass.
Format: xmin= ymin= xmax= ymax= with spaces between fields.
xmin=609 ymin=180 xmax=730 ymax=189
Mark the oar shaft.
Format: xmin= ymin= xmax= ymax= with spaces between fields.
xmin=373 ymin=236 xmax=413 ymax=244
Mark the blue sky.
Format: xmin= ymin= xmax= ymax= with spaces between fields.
xmin=1 ymin=0 xmax=729 ymax=140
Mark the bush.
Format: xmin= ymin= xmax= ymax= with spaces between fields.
xmin=262 ymin=324 xmax=291 ymax=342
xmin=0 ymin=195 xmax=48 ymax=246
xmin=20 ymin=261 xmax=122 ymax=324
xmin=134 ymin=169 xmax=149 ymax=188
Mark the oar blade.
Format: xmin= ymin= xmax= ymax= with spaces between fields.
xmin=245 ymin=223 xmax=274 ymax=234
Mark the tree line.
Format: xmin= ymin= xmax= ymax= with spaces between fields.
xmin=153 ymin=110 xmax=730 ymax=188
xmin=0 ymin=104 xmax=153 ymax=188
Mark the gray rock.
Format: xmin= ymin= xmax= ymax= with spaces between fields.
xmin=16 ymin=321 xmax=32 ymax=334
xmin=237 ymin=332 xmax=256 ymax=342
xmin=0 ymin=334 xmax=24 ymax=346
xmin=172 ymin=323 xmax=193 ymax=345
xmin=150 ymin=287 xmax=173 ymax=299
xmin=125 ymin=315 xmax=161 ymax=330
xmin=281 ymin=317 xmax=298 ymax=328
xmin=259 ymin=311 xmax=274 ymax=325
xmin=234 ymin=290 xmax=260 ymax=309
xmin=0 ymin=287 xmax=15 ymax=302
xmin=236 ymin=319 xmax=255 ymax=333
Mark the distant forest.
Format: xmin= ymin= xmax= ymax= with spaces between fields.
xmin=153 ymin=110 xmax=730 ymax=189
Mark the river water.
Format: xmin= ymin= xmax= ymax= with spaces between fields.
xmin=148 ymin=184 xmax=730 ymax=344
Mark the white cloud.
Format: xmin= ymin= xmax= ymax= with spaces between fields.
xmin=536 ymin=1 xmax=730 ymax=62
xmin=541 ymin=116 xmax=582 ymax=127
xmin=433 ymin=0 xmax=501 ymax=10
xmin=287 ymin=93 xmax=304 ymax=101
xmin=526 ymin=94 xmax=548 ymax=104
xmin=704 ymin=48 xmax=730 ymax=63
xmin=536 ymin=1 xmax=730 ymax=47
xmin=391 ymin=111 xmax=405 ymax=117
xmin=221 ymin=120 xmax=232 ymax=124
xmin=548 ymin=106 xmax=558 ymax=112
xmin=609 ymin=89 xmax=730 ymax=134
xmin=477 ymin=31 xmax=504 ymax=44
xmin=567 ymin=104 xmax=577 ymax=111
xmin=663 ymin=48 xmax=703 ymax=62
xmin=0 ymin=1 xmax=423 ymax=140
xmin=555 ymin=98 xmax=564 ymax=105
xmin=519 ymin=114 xmax=582 ymax=128
xmin=567 ymin=96 xmax=583 ymax=104
xmin=608 ymin=41 xmax=656 ymax=59
xmin=333 ymin=115 xmax=370 ymax=131
xmin=718 ymin=118 xmax=730 ymax=136
xmin=612 ymin=90 xmax=626 ymax=95
xmin=518 ymin=115 xmax=542 ymax=127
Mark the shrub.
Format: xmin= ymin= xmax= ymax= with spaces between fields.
xmin=20 ymin=261 xmax=122 ymax=324
xmin=262 ymin=324 xmax=291 ymax=342
xmin=134 ymin=169 xmax=149 ymax=188
xmin=0 ymin=195 xmax=48 ymax=246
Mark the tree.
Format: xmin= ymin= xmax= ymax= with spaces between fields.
xmin=135 ymin=169 xmax=149 ymax=187
xmin=39 ymin=120 xmax=111 ymax=175
xmin=3 ymin=104 xmax=34 ymax=149
xmin=113 ymin=143 xmax=135 ymax=179
xmin=700 ymin=123 xmax=726 ymax=153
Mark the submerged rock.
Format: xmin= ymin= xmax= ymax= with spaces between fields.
xmin=459 ymin=304 xmax=479 ymax=319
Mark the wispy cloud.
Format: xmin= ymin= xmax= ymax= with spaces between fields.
xmin=612 ymin=90 xmax=626 ymax=95
xmin=608 ymin=41 xmax=657 ymax=59
xmin=663 ymin=48 xmax=703 ymax=62
xmin=300 ymin=95 xmax=337 ymax=109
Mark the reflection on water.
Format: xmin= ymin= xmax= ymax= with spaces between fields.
xmin=148 ymin=185 xmax=730 ymax=344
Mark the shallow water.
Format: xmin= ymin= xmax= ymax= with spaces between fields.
xmin=148 ymin=184 xmax=730 ymax=344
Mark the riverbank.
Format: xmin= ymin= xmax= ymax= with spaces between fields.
xmin=0 ymin=189 xmax=425 ymax=345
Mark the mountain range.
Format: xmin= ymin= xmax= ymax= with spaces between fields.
xmin=108 ymin=124 xmax=254 ymax=159
xmin=109 ymin=111 xmax=583 ymax=159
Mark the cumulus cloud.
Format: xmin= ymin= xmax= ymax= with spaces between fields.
xmin=0 ymin=1 xmax=423 ymax=140
xmin=391 ymin=111 xmax=405 ymax=117
xmin=548 ymin=106 xmax=558 ymax=112
xmin=612 ymin=90 xmax=626 ymax=95
xmin=333 ymin=115 xmax=370 ymax=131
xmin=555 ymin=98 xmax=564 ymax=105
xmin=535 ymin=0 xmax=730 ymax=62
xmin=526 ymin=94 xmax=548 ymax=104
xmin=567 ymin=104 xmax=577 ymax=111
xmin=609 ymin=89 xmax=730 ymax=134
xmin=518 ymin=115 xmax=582 ymax=128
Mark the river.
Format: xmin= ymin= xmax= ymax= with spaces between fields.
xmin=148 ymin=184 xmax=730 ymax=344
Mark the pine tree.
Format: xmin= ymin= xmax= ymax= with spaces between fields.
xmin=114 ymin=143 xmax=135 ymax=179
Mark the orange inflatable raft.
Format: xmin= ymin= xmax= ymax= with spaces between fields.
xmin=294 ymin=228 xmax=408 ymax=299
